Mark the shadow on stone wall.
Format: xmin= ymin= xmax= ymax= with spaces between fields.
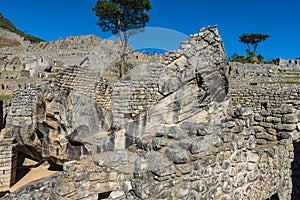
xmin=0 ymin=100 xmax=3 ymax=129
xmin=267 ymin=193 xmax=279 ymax=200
xmin=292 ymin=141 xmax=300 ymax=199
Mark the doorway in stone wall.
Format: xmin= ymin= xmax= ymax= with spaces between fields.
xmin=98 ymin=191 xmax=112 ymax=199
xmin=266 ymin=193 xmax=279 ymax=200
xmin=261 ymin=102 xmax=268 ymax=110
xmin=10 ymin=152 xmax=62 ymax=192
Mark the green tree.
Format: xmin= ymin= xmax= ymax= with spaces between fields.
xmin=257 ymin=54 xmax=264 ymax=63
xmin=93 ymin=0 xmax=151 ymax=79
xmin=239 ymin=33 xmax=269 ymax=57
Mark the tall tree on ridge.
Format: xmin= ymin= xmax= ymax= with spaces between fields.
xmin=239 ymin=33 xmax=269 ymax=57
xmin=93 ymin=0 xmax=151 ymax=79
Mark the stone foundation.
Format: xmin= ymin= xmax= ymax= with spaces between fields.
xmin=1 ymin=106 xmax=298 ymax=199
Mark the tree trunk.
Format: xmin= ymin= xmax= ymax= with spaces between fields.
xmin=117 ymin=30 xmax=129 ymax=80
xmin=117 ymin=31 xmax=125 ymax=79
xmin=122 ymin=30 xmax=129 ymax=79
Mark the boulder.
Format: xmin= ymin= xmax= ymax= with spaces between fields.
xmin=6 ymin=86 xmax=112 ymax=164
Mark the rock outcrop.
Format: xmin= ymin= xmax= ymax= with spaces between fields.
xmin=112 ymin=26 xmax=229 ymax=140
xmin=162 ymin=26 xmax=228 ymax=103
xmin=5 ymin=67 xmax=113 ymax=164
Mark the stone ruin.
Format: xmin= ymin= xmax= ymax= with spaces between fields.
xmin=0 ymin=34 xmax=121 ymax=96
xmin=0 ymin=26 xmax=300 ymax=199
xmin=0 ymin=33 xmax=164 ymax=94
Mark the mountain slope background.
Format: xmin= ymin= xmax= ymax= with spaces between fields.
xmin=0 ymin=13 xmax=44 ymax=47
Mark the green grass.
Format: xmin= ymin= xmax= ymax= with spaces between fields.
xmin=0 ymin=93 xmax=12 ymax=100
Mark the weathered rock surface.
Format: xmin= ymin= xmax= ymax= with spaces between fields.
xmin=118 ymin=26 xmax=229 ymax=139
xmin=2 ymin=106 xmax=297 ymax=200
xmin=162 ymin=26 xmax=228 ymax=102
xmin=6 ymin=85 xmax=112 ymax=164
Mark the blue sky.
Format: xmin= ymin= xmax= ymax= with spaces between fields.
xmin=0 ymin=0 xmax=300 ymax=60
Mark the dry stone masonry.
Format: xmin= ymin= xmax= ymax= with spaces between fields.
xmin=229 ymin=62 xmax=300 ymax=112
xmin=1 ymin=26 xmax=300 ymax=200
xmin=0 ymin=34 xmax=120 ymax=74
xmin=2 ymin=106 xmax=298 ymax=199
xmin=0 ymin=139 xmax=17 ymax=192
xmin=112 ymin=79 xmax=161 ymax=128
xmin=48 ymin=65 xmax=112 ymax=110
xmin=0 ymin=27 xmax=29 ymax=47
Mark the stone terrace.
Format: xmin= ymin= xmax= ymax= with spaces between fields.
xmin=0 ymin=34 xmax=119 ymax=73
xmin=229 ymin=62 xmax=300 ymax=112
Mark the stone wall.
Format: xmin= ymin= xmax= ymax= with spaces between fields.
xmin=7 ymin=87 xmax=41 ymax=120
xmin=0 ymin=139 xmax=17 ymax=192
xmin=0 ymin=101 xmax=3 ymax=129
xmin=229 ymin=62 xmax=300 ymax=112
xmin=112 ymin=79 xmax=161 ymax=127
xmin=3 ymin=26 xmax=300 ymax=199
xmin=112 ymin=26 xmax=228 ymax=132
xmin=0 ymin=27 xmax=28 ymax=46
xmin=96 ymin=80 xmax=113 ymax=111
xmin=231 ymin=86 xmax=300 ymax=113
xmin=279 ymin=58 xmax=300 ymax=69
xmin=124 ymin=106 xmax=294 ymax=199
xmin=49 ymin=66 xmax=112 ymax=110
xmin=1 ymin=152 xmax=135 ymax=199
xmin=3 ymin=65 xmax=114 ymax=165
xmin=0 ymin=75 xmax=42 ymax=93
xmin=0 ymin=34 xmax=119 ymax=73
xmin=2 ymin=106 xmax=299 ymax=199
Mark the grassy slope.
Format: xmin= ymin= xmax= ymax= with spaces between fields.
xmin=0 ymin=13 xmax=44 ymax=44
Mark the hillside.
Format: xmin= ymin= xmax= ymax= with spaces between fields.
xmin=0 ymin=13 xmax=44 ymax=45
xmin=0 ymin=35 xmax=20 ymax=47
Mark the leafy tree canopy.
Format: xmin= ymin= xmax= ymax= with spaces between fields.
xmin=93 ymin=0 xmax=151 ymax=35
xmin=239 ymin=33 xmax=269 ymax=53
xmin=93 ymin=0 xmax=151 ymax=79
